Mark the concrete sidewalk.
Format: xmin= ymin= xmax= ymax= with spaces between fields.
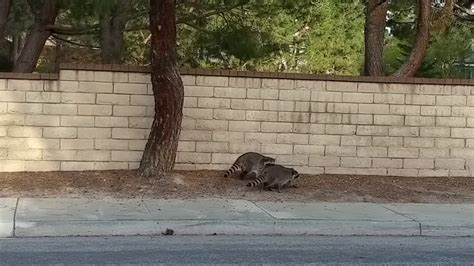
xmin=1 ymin=198 xmax=473 ymax=238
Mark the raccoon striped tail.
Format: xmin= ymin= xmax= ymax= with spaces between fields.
xmin=224 ymin=163 xmax=240 ymax=178
xmin=247 ymin=176 xmax=265 ymax=187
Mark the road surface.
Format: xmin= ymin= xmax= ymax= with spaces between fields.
xmin=1 ymin=235 xmax=473 ymax=264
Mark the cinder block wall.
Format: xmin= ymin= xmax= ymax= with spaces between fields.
xmin=1 ymin=65 xmax=473 ymax=177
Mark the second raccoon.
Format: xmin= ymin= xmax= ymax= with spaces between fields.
xmin=247 ymin=164 xmax=300 ymax=193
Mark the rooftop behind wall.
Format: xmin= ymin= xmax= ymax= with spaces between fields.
xmin=0 ymin=64 xmax=473 ymax=176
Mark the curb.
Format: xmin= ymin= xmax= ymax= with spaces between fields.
xmin=3 ymin=198 xmax=473 ymax=238
xmin=12 ymin=219 xmax=473 ymax=237
xmin=0 ymin=222 xmax=14 ymax=238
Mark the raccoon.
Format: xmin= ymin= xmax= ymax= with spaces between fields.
xmin=247 ymin=164 xmax=299 ymax=193
xmin=224 ymin=152 xmax=275 ymax=179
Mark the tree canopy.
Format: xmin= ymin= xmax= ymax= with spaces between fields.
xmin=0 ymin=0 xmax=472 ymax=78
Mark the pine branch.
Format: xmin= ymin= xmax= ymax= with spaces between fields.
xmin=51 ymin=34 xmax=100 ymax=49
xmin=46 ymin=1 xmax=250 ymax=36
xmin=46 ymin=24 xmax=100 ymax=35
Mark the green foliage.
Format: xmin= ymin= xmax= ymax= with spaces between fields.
xmin=2 ymin=0 xmax=471 ymax=78
xmin=6 ymin=0 xmax=34 ymax=36
xmin=383 ymin=37 xmax=405 ymax=74
xmin=421 ymin=25 xmax=473 ymax=78
xmin=304 ymin=0 xmax=365 ymax=74
xmin=124 ymin=30 xmax=150 ymax=65
xmin=176 ymin=0 xmax=297 ymax=70
xmin=384 ymin=0 xmax=473 ymax=79
xmin=175 ymin=0 xmax=365 ymax=75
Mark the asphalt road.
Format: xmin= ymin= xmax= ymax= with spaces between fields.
xmin=0 ymin=235 xmax=473 ymax=265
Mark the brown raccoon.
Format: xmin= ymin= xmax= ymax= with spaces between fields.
xmin=247 ymin=164 xmax=299 ymax=193
xmin=224 ymin=152 xmax=275 ymax=180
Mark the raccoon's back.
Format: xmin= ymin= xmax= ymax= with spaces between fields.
xmin=236 ymin=152 xmax=265 ymax=162
xmin=235 ymin=152 xmax=267 ymax=168
xmin=262 ymin=164 xmax=292 ymax=176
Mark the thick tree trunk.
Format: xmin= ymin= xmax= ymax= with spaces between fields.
xmin=0 ymin=0 xmax=12 ymax=71
xmin=139 ymin=0 xmax=184 ymax=178
xmin=394 ymin=0 xmax=431 ymax=77
xmin=0 ymin=0 xmax=12 ymax=39
xmin=100 ymin=0 xmax=130 ymax=64
xmin=364 ymin=0 xmax=388 ymax=76
xmin=12 ymin=0 xmax=59 ymax=73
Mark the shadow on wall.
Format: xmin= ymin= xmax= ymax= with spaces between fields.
xmin=0 ymin=79 xmax=61 ymax=172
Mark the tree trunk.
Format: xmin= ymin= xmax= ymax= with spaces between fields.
xmin=54 ymin=37 xmax=61 ymax=72
xmin=0 ymin=0 xmax=12 ymax=39
xmin=363 ymin=0 xmax=388 ymax=76
xmin=394 ymin=0 xmax=431 ymax=77
xmin=12 ymin=0 xmax=59 ymax=73
xmin=11 ymin=34 xmax=24 ymax=66
xmin=432 ymin=0 xmax=455 ymax=34
xmin=139 ymin=0 xmax=184 ymax=178
xmin=100 ymin=0 xmax=130 ymax=64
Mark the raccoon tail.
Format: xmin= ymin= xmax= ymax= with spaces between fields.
xmin=224 ymin=163 xmax=240 ymax=178
xmin=247 ymin=176 xmax=265 ymax=187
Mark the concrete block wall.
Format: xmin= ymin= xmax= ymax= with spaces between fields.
xmin=0 ymin=66 xmax=473 ymax=177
